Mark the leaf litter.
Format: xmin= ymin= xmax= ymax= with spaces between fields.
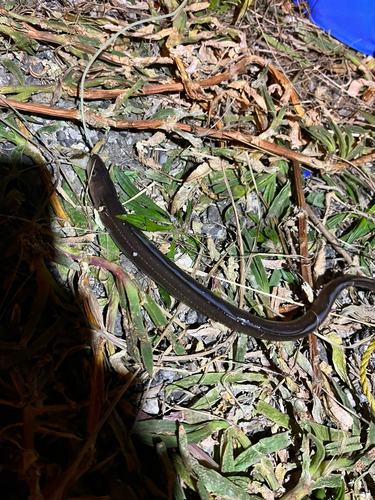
xmin=0 ymin=0 xmax=375 ymax=498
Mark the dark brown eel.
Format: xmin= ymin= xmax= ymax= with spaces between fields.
xmin=87 ymin=154 xmax=375 ymax=341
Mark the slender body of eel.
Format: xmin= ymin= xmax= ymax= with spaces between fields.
xmin=87 ymin=154 xmax=375 ymax=341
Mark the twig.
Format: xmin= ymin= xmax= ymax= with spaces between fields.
xmin=291 ymin=160 xmax=312 ymax=286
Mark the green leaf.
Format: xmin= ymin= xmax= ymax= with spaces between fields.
xmin=76 ymin=34 xmax=102 ymax=48
xmin=134 ymin=420 xmax=229 ymax=448
xmin=0 ymin=24 xmax=39 ymax=55
xmin=328 ymin=117 xmax=347 ymax=158
xmin=254 ymin=458 xmax=281 ymax=491
xmin=269 ymin=269 xmax=282 ymax=288
xmin=207 ymin=0 xmax=220 ymax=13
xmin=312 ymin=475 xmax=344 ymax=490
xmin=120 ymin=213 xmax=172 ymax=232
xmin=341 ymin=218 xmax=375 ymax=245
xmin=221 ymin=427 xmax=238 ymax=473
xmin=115 ymin=168 xmax=170 ymax=222
xmin=256 ymin=173 xmax=277 ymax=191
xmin=266 ymin=181 xmax=291 ymax=220
xmin=37 ymin=122 xmax=66 ymax=134
xmin=255 ymin=400 xmax=291 ymax=429
xmin=359 ymin=110 xmax=375 ymax=125
xmin=325 ymin=436 xmax=362 ymax=455
xmin=143 ymin=294 xmax=167 ymax=328
xmin=115 ymin=77 xmax=147 ymax=108
xmin=250 ymin=255 xmax=269 ymax=294
xmin=263 ymin=173 xmax=276 ymax=206
xmin=233 ymin=432 xmax=292 ymax=472
xmin=365 ymin=413 xmax=375 ymax=448
xmin=117 ymin=281 xmax=141 ymax=364
xmin=346 ymin=143 xmax=364 ymax=162
xmin=259 ymin=84 xmax=275 ymax=113
xmin=306 ymin=192 xmax=325 ymax=208
xmin=280 ymin=269 xmax=298 ymax=284
xmin=151 ymin=108 xmax=178 ymax=120
xmin=234 ymin=332 xmax=248 ymax=364
xmin=343 ymin=126 xmax=355 ymax=156
xmin=60 ymin=182 xmax=87 ymax=229
xmin=324 ymin=332 xmax=351 ymax=386
xmin=122 ymin=278 xmax=153 ymax=375
xmin=140 ymin=340 xmax=153 ymax=377
xmin=0 ymin=57 xmax=24 ymax=84
xmin=191 ymin=385 xmax=221 ymax=410
xmin=333 ymin=479 xmax=346 ymax=500
xmin=308 ymin=433 xmax=325 ymax=479
xmin=345 ymin=124 xmax=373 ymax=135
xmin=98 ymin=232 xmax=119 ymax=263
xmin=303 ymin=421 xmax=351 ymax=442
xmin=263 ymin=227 xmax=279 ymax=244
xmin=167 ymin=372 xmax=267 ymax=392
xmin=178 ymin=426 xmax=251 ymax=500
xmin=242 ymin=228 xmax=256 ymax=252
xmin=307 ymin=125 xmax=336 ymax=152
xmin=325 ymin=213 xmax=347 ymax=230
xmin=172 ymin=454 xmax=196 ymax=492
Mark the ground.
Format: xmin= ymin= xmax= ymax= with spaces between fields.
xmin=0 ymin=1 xmax=375 ymax=499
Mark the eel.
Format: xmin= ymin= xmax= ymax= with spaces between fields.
xmin=87 ymin=154 xmax=375 ymax=341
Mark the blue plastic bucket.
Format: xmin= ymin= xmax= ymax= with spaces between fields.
xmin=294 ymin=0 xmax=375 ymax=56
